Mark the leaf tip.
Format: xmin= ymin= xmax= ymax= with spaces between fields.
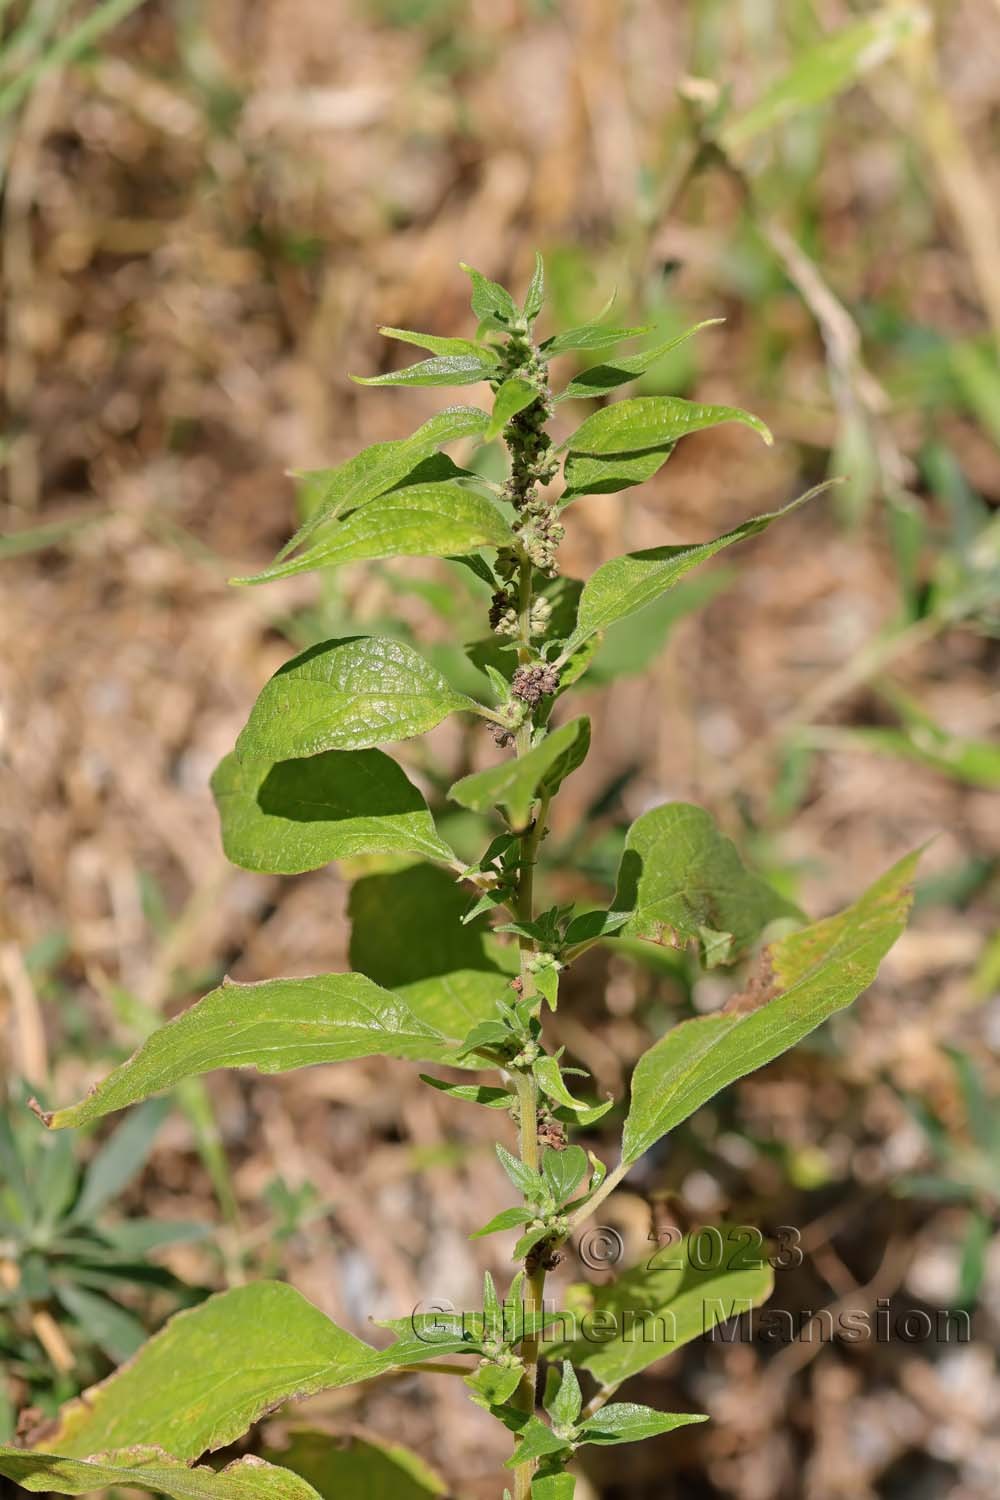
xmin=27 ymin=1095 xmax=54 ymax=1128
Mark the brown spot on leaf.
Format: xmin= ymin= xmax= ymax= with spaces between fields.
xmin=722 ymin=950 xmax=778 ymax=1016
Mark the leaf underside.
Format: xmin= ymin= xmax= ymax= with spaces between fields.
xmin=349 ymin=862 xmax=518 ymax=1043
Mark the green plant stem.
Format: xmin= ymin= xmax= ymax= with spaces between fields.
xmin=505 ymin=382 xmax=551 ymax=1500
xmin=567 ymin=1159 xmax=629 ymax=1235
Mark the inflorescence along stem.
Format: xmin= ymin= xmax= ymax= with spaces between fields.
xmin=495 ymin=316 xmax=559 ymax=1498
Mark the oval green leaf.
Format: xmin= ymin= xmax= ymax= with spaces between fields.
xmin=561 ymin=444 xmax=674 ymax=502
xmin=565 ymin=396 xmax=771 ymax=456
xmin=211 ymin=748 xmax=454 ymax=873
xmin=557 ymin=320 xmax=723 ymax=401
xmin=350 ymin=353 xmax=496 ymax=388
xmin=578 ymin=1405 xmax=707 ymax=1446
xmin=448 ymin=717 xmax=591 ymax=830
xmin=378 ymin=326 xmax=496 ymax=361
xmin=276 ymin=406 xmax=489 ymax=565
xmin=31 ymin=1282 xmax=474 ymax=1462
xmin=542 ymin=322 xmax=652 ymax=357
xmin=549 ymin=1228 xmax=773 ymax=1387
xmin=232 ymin=483 xmax=513 ymax=586
xmin=559 ymin=484 xmax=833 ymax=656
xmin=235 ymin=636 xmax=481 ymax=760
xmin=486 ymin=377 xmax=538 ymax=441
xmin=613 ymin=802 xmax=801 ymax=964
xmin=37 ymin=974 xmax=457 ymax=1130
xmin=460 ymin=262 xmax=520 ymax=330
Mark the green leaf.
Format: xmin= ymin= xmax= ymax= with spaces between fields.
xmin=471 ymin=1205 xmax=536 ymax=1238
xmin=559 ymin=485 xmax=832 ymax=655
xmin=496 ymin=1144 xmax=545 ymax=1199
xmin=578 ymin=1404 xmax=707 ymax=1446
xmin=461 ymin=262 xmax=520 ymax=330
xmin=487 ymin=377 xmax=539 ymax=441
xmin=72 ymin=1098 xmax=170 ymax=1221
xmin=455 ymin=1019 xmax=515 ymax=1059
xmin=0 ymin=1447 xmax=322 ymax=1500
xmin=39 ymin=974 xmax=456 ymax=1130
xmin=351 ymin=354 xmax=496 ymax=389
xmin=534 ymin=1058 xmax=591 ymax=1115
xmin=524 ymin=252 xmax=545 ymax=322
xmin=264 ymin=1428 xmax=448 ymax=1500
xmin=538 ymin=717 xmax=592 ymax=798
xmin=558 ymin=320 xmax=723 ymax=400
xmin=482 ymin=1269 xmax=503 ymax=1334
xmin=349 ymin=863 xmax=516 ymax=1044
xmin=235 ymin=637 xmax=479 ymax=760
xmin=620 ymin=851 xmax=920 ymax=1168
xmin=513 ymin=1223 xmax=554 ymax=1262
xmin=467 ymin=1363 xmax=524 ymax=1409
xmin=278 ymin=406 xmax=489 ymax=563
xmin=448 ymin=718 xmax=591 ymax=831
xmin=565 ymin=396 xmax=771 ymax=456
xmin=561 ymin=444 xmax=674 ymax=501
xmin=545 ymin=1361 xmax=582 ymax=1426
xmin=721 ymin=8 xmax=929 ymax=152
xmin=212 ymin=749 xmax=454 ymax=874
xmin=534 ymin=963 xmax=560 ymax=1010
xmin=541 ymin=1146 xmax=588 ymax=1207
xmin=53 ymin=1284 xmax=147 ymax=1363
xmin=612 ymin=802 xmax=800 ymax=963
xmin=501 ymin=1414 xmax=572 ymax=1468
xmin=378 ymin=325 xmax=496 ymax=361
xmin=419 ymin=1076 xmax=514 ymax=1109
xmin=32 ymin=1283 xmax=470 ymax=1461
xmin=550 ymin=1228 xmax=773 ymax=1386
xmin=233 ymin=483 xmax=513 ymax=586
xmin=587 ymin=572 xmax=733 ymax=682
xmin=533 ymin=1474 xmax=575 ymax=1500
xmin=542 ymin=323 xmax=652 ymax=357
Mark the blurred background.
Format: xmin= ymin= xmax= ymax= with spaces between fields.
xmin=1 ymin=2 xmax=999 ymax=1497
